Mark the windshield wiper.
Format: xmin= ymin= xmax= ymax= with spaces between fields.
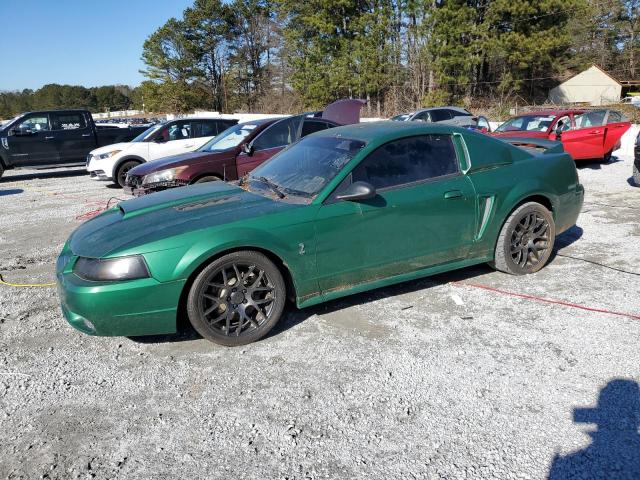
xmin=254 ymin=176 xmax=286 ymax=199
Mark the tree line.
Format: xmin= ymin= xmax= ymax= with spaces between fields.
xmin=0 ymin=84 xmax=141 ymax=119
xmin=2 ymin=0 xmax=638 ymax=118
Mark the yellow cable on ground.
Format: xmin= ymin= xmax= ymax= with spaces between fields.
xmin=0 ymin=273 xmax=56 ymax=288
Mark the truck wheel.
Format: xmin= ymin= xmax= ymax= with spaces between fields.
xmin=633 ymin=164 xmax=640 ymax=186
xmin=115 ymin=160 xmax=140 ymax=188
xmin=492 ymin=202 xmax=555 ymax=275
xmin=186 ymin=250 xmax=286 ymax=346
xmin=194 ymin=175 xmax=221 ymax=184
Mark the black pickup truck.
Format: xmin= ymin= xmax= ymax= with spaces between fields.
xmin=0 ymin=109 xmax=148 ymax=178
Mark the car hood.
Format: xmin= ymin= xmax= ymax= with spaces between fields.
xmin=69 ymin=182 xmax=298 ymax=258
xmin=129 ymin=150 xmax=236 ymax=176
xmin=90 ymin=142 xmax=132 ymax=155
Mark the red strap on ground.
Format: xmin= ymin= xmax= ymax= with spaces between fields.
xmin=452 ymin=281 xmax=640 ymax=321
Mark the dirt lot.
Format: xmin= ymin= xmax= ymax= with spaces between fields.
xmin=1 ymin=139 xmax=639 ymax=479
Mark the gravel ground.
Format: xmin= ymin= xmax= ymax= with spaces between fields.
xmin=0 ymin=138 xmax=639 ymax=479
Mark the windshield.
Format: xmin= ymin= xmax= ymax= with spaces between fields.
xmin=496 ymin=115 xmax=555 ymax=132
xmin=247 ymin=136 xmax=366 ymax=200
xmin=131 ymin=124 xmax=163 ymax=142
xmin=495 ymin=115 xmax=556 ymax=133
xmin=200 ymin=123 xmax=259 ymax=152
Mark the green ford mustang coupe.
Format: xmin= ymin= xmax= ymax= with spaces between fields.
xmin=57 ymin=122 xmax=584 ymax=346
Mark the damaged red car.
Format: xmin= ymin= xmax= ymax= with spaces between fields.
xmin=492 ymin=109 xmax=630 ymax=161
xmin=124 ymin=99 xmax=366 ymax=195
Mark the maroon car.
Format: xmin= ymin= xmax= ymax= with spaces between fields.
xmin=124 ymin=99 xmax=365 ymax=195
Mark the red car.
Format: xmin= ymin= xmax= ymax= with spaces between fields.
xmin=492 ymin=109 xmax=630 ymax=161
xmin=124 ymin=99 xmax=365 ymax=195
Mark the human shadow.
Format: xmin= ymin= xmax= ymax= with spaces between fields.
xmin=1 ymin=168 xmax=86 ymax=182
xmin=548 ymin=379 xmax=640 ymax=479
xmin=0 ymin=188 xmax=24 ymax=197
xmin=627 ymin=177 xmax=638 ymax=188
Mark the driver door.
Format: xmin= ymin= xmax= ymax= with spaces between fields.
xmin=314 ymin=134 xmax=477 ymax=293
xmin=6 ymin=114 xmax=58 ymax=166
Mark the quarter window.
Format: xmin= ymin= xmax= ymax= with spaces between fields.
xmin=352 ymin=135 xmax=459 ymax=190
xmin=192 ymin=120 xmax=218 ymax=138
xmin=301 ymin=119 xmax=332 ymax=137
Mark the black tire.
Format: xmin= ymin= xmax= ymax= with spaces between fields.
xmin=603 ymin=149 xmax=613 ymax=163
xmin=633 ymin=163 xmax=640 ymax=187
xmin=187 ymin=251 xmax=286 ymax=346
xmin=114 ymin=160 xmax=140 ymax=188
xmin=193 ymin=175 xmax=221 ymax=184
xmin=492 ymin=202 xmax=556 ymax=275
xmin=0 ymin=162 xmax=4 ymax=179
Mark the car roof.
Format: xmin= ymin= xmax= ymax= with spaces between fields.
xmin=314 ymin=120 xmax=469 ymax=143
xmin=414 ymin=106 xmax=470 ymax=114
xmin=237 ymin=117 xmax=281 ymax=127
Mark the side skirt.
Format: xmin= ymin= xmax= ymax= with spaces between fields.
xmin=297 ymin=255 xmax=494 ymax=309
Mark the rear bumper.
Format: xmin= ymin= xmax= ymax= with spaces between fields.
xmin=57 ymin=268 xmax=185 ymax=337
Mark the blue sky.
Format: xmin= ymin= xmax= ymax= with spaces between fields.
xmin=0 ymin=0 xmax=194 ymax=91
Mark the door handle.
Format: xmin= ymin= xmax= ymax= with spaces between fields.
xmin=444 ymin=190 xmax=463 ymax=199
xmin=82 ymin=133 xmax=92 ymax=137
xmin=589 ymin=131 xmax=602 ymax=134
xmin=184 ymin=144 xmax=194 ymax=148
xmin=44 ymin=136 xmax=55 ymax=140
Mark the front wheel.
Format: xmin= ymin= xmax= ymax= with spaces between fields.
xmin=186 ymin=251 xmax=286 ymax=346
xmin=114 ymin=160 xmax=140 ymax=188
xmin=492 ymin=202 xmax=555 ymax=275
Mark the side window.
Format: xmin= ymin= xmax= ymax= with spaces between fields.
xmin=477 ymin=116 xmax=490 ymax=130
xmin=430 ymin=109 xmax=451 ymax=122
xmin=606 ymin=111 xmax=623 ymax=124
xmin=555 ymin=115 xmax=572 ymax=132
xmin=51 ymin=112 xmax=87 ymax=131
xmin=352 ymin=135 xmax=459 ymax=190
xmin=301 ymin=119 xmax=331 ymax=137
xmin=168 ymin=121 xmax=191 ymax=141
xmin=413 ymin=111 xmax=431 ymax=122
xmin=17 ymin=115 xmax=50 ymax=132
xmin=252 ymin=117 xmax=301 ymax=151
xmin=448 ymin=109 xmax=471 ymax=118
xmin=192 ymin=120 xmax=218 ymax=138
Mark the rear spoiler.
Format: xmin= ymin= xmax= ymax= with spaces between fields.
xmin=499 ymin=137 xmax=565 ymax=155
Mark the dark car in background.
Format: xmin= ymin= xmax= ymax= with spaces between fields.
xmin=0 ymin=109 xmax=148 ymax=178
xmin=391 ymin=106 xmax=491 ymax=131
xmin=634 ymin=131 xmax=640 ymax=186
xmin=124 ymin=99 xmax=366 ymax=195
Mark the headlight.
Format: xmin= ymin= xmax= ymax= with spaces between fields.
xmin=142 ymin=167 xmax=187 ymax=185
xmin=73 ymin=255 xmax=150 ymax=281
xmin=96 ymin=150 xmax=122 ymax=160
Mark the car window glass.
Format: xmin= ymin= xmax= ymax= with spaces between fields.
xmin=555 ymin=115 xmax=572 ymax=132
xmin=17 ymin=115 xmax=50 ymax=132
xmin=301 ymin=119 xmax=331 ymax=137
xmin=413 ymin=111 xmax=431 ymax=122
xmin=448 ymin=109 xmax=471 ymax=117
xmin=573 ymin=111 xmax=605 ymax=129
xmin=477 ymin=116 xmax=490 ymax=130
xmin=606 ymin=111 xmax=623 ymax=124
xmin=352 ymin=134 xmax=459 ymax=190
xmin=158 ymin=121 xmax=191 ymax=141
xmin=430 ymin=109 xmax=451 ymax=122
xmin=496 ymin=115 xmax=556 ymax=132
xmin=252 ymin=116 xmax=301 ymax=151
xmin=51 ymin=112 xmax=87 ymax=130
xmin=192 ymin=121 xmax=218 ymax=138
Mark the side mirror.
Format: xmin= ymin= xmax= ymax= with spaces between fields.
xmin=242 ymin=142 xmax=254 ymax=156
xmin=554 ymin=123 xmax=564 ymax=140
xmin=335 ymin=181 xmax=376 ymax=202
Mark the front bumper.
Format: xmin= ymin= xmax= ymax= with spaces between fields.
xmin=89 ymin=170 xmax=112 ymax=181
xmin=57 ymin=253 xmax=185 ymax=337
xmin=123 ymin=178 xmax=189 ymax=196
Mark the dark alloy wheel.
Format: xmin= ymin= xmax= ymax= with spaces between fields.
xmin=187 ymin=251 xmax=286 ymax=346
xmin=492 ymin=202 xmax=555 ymax=275
xmin=115 ymin=160 xmax=140 ymax=188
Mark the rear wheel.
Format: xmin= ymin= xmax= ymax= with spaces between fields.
xmin=186 ymin=251 xmax=286 ymax=346
xmin=114 ymin=160 xmax=140 ymax=188
xmin=633 ymin=163 xmax=640 ymax=186
xmin=193 ymin=175 xmax=221 ymax=184
xmin=492 ymin=202 xmax=555 ymax=275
